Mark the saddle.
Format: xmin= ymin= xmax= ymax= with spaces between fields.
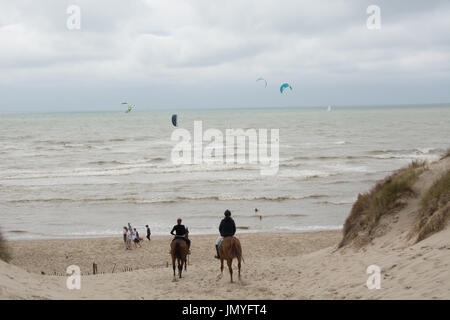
xmin=170 ymin=235 xmax=191 ymax=255
xmin=218 ymin=236 xmax=234 ymax=250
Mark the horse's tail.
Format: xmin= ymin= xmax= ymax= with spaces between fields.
xmin=174 ymin=241 xmax=182 ymax=260
xmin=231 ymin=238 xmax=244 ymax=262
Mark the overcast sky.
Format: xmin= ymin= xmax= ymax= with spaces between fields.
xmin=1 ymin=0 xmax=449 ymax=112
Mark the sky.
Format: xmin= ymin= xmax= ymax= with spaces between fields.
xmin=0 ymin=0 xmax=450 ymax=112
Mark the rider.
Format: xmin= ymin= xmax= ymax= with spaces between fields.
xmin=170 ymin=218 xmax=191 ymax=252
xmin=215 ymin=209 xmax=236 ymax=259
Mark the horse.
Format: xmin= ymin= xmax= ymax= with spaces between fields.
xmin=218 ymin=236 xmax=243 ymax=282
xmin=185 ymin=228 xmax=190 ymax=269
xmin=170 ymin=238 xmax=188 ymax=280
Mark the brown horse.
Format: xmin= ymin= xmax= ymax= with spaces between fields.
xmin=218 ymin=236 xmax=243 ymax=282
xmin=170 ymin=238 xmax=188 ymax=280
xmin=185 ymin=228 xmax=190 ymax=270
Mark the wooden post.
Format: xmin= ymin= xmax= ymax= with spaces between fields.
xmin=93 ymin=262 xmax=97 ymax=275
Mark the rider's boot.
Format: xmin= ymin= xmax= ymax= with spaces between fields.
xmin=215 ymin=245 xmax=220 ymax=259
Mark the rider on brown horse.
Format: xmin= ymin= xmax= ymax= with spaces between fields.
xmin=170 ymin=218 xmax=191 ymax=252
xmin=215 ymin=209 xmax=236 ymax=259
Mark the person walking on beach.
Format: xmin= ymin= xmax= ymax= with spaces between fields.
xmin=133 ymin=228 xmax=142 ymax=248
xmin=146 ymin=225 xmax=151 ymax=241
xmin=126 ymin=227 xmax=133 ymax=250
xmin=170 ymin=218 xmax=191 ymax=252
xmin=122 ymin=226 xmax=128 ymax=249
xmin=215 ymin=209 xmax=236 ymax=259
xmin=130 ymin=228 xmax=137 ymax=249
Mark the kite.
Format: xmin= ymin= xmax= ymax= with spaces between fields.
xmin=280 ymin=83 xmax=292 ymax=94
xmin=122 ymin=102 xmax=134 ymax=113
xmin=171 ymin=114 xmax=177 ymax=127
xmin=256 ymin=77 xmax=267 ymax=88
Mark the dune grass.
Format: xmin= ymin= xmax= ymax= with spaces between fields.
xmin=0 ymin=228 xmax=11 ymax=262
xmin=412 ymin=168 xmax=450 ymax=242
xmin=441 ymin=148 xmax=450 ymax=160
xmin=339 ymin=161 xmax=426 ymax=248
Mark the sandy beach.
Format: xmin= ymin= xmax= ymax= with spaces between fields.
xmin=7 ymin=231 xmax=341 ymax=276
xmin=2 ymin=231 xmax=343 ymax=299
xmin=1 ymin=157 xmax=449 ymax=300
xmin=2 ymin=226 xmax=449 ymax=300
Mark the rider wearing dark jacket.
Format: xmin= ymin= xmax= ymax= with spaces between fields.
xmin=219 ymin=214 xmax=236 ymax=237
xmin=171 ymin=218 xmax=191 ymax=250
xmin=215 ymin=210 xmax=236 ymax=258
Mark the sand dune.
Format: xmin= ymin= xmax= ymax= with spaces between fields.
xmin=1 ymin=157 xmax=449 ymax=300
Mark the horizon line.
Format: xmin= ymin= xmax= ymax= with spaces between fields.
xmin=1 ymin=102 xmax=449 ymax=114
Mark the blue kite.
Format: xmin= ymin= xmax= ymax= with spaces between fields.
xmin=280 ymin=83 xmax=292 ymax=94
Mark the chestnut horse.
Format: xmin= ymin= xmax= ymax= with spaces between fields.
xmin=218 ymin=236 xmax=243 ymax=282
xmin=170 ymin=238 xmax=188 ymax=280
xmin=185 ymin=228 xmax=190 ymax=269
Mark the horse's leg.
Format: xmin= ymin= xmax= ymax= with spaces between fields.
xmin=238 ymin=257 xmax=241 ymax=280
xmin=180 ymin=259 xmax=184 ymax=278
xmin=227 ymin=258 xmax=233 ymax=283
xmin=216 ymin=257 xmax=224 ymax=280
xmin=184 ymin=257 xmax=187 ymax=271
xmin=178 ymin=259 xmax=182 ymax=278
xmin=172 ymin=256 xmax=176 ymax=281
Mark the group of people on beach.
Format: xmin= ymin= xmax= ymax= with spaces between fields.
xmin=122 ymin=223 xmax=151 ymax=250
xmin=122 ymin=210 xmax=237 ymax=258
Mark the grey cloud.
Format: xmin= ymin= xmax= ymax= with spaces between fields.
xmin=0 ymin=0 xmax=449 ymax=111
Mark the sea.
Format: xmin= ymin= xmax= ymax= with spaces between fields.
xmin=1 ymin=105 xmax=449 ymax=240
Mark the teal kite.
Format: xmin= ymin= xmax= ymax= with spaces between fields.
xmin=280 ymin=83 xmax=292 ymax=94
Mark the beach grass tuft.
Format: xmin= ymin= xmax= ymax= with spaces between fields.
xmin=0 ymin=228 xmax=11 ymax=262
xmin=441 ymin=148 xmax=450 ymax=160
xmin=411 ymin=168 xmax=450 ymax=242
xmin=339 ymin=160 xmax=426 ymax=248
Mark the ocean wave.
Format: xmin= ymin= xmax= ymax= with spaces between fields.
xmin=185 ymin=213 xmax=307 ymax=219
xmin=6 ymin=197 xmax=117 ymax=203
xmin=0 ymin=163 xmax=264 ymax=180
xmin=280 ymin=148 xmax=444 ymax=165
xmin=372 ymin=153 xmax=441 ymax=161
xmin=327 ymin=180 xmax=351 ymax=184
xmin=278 ymin=169 xmax=337 ymax=179
xmin=322 ymin=164 xmax=369 ymax=173
xmin=138 ymin=194 xmax=328 ymax=203
xmin=367 ymin=147 xmax=444 ymax=155
xmin=87 ymin=157 xmax=166 ymax=166
xmin=286 ymin=155 xmax=373 ymax=163
xmin=6 ymin=194 xmax=328 ymax=205
xmin=274 ymin=225 xmax=343 ymax=232
xmin=314 ymin=200 xmax=354 ymax=205
xmin=108 ymin=138 xmax=127 ymax=142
